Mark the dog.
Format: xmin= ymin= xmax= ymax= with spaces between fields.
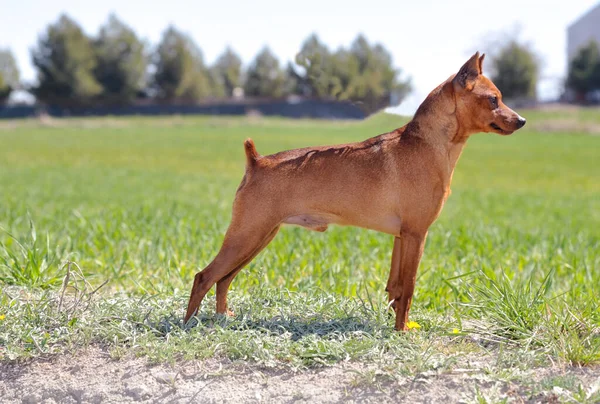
xmin=184 ymin=52 xmax=526 ymax=331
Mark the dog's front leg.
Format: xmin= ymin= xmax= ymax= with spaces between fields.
xmin=386 ymin=237 xmax=402 ymax=311
xmin=393 ymin=230 xmax=428 ymax=331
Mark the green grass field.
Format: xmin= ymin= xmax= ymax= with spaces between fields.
xmin=1 ymin=110 xmax=599 ymax=396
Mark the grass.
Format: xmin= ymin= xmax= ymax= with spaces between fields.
xmin=1 ymin=111 xmax=599 ymax=388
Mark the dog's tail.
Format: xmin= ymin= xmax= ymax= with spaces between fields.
xmin=244 ymin=138 xmax=260 ymax=170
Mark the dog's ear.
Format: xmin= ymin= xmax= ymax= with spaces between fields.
xmin=454 ymin=52 xmax=481 ymax=90
xmin=478 ymin=53 xmax=485 ymax=73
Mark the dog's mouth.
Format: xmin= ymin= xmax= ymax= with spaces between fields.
xmin=490 ymin=122 xmax=513 ymax=135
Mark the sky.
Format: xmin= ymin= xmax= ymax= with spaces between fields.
xmin=0 ymin=0 xmax=598 ymax=111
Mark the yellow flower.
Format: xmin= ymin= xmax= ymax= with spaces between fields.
xmin=452 ymin=328 xmax=460 ymax=334
xmin=0 ymin=314 xmax=5 ymax=321
xmin=406 ymin=321 xmax=421 ymax=330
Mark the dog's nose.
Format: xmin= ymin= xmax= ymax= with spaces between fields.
xmin=516 ymin=117 xmax=526 ymax=129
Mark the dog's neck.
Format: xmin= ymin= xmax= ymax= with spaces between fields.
xmin=406 ymin=79 xmax=471 ymax=180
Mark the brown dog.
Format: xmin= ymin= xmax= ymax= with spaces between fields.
xmin=184 ymin=52 xmax=526 ymax=330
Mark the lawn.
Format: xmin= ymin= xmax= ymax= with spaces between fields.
xmin=0 ymin=110 xmax=599 ymax=399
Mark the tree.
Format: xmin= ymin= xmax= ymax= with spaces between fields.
xmin=211 ymin=47 xmax=243 ymax=97
xmin=153 ymin=26 xmax=211 ymax=101
xmin=567 ymin=40 xmax=600 ymax=101
xmin=329 ymin=47 xmax=360 ymax=99
xmin=332 ymin=35 xmax=411 ymax=113
xmin=289 ymin=34 xmax=411 ymax=112
xmin=0 ymin=49 xmax=20 ymax=104
xmin=31 ymin=14 xmax=102 ymax=105
xmin=490 ymin=40 xmax=539 ymax=100
xmin=284 ymin=61 xmax=304 ymax=96
xmin=294 ymin=33 xmax=339 ymax=97
xmin=0 ymin=76 xmax=9 ymax=104
xmin=94 ymin=14 xmax=148 ymax=104
xmin=244 ymin=47 xmax=287 ymax=98
xmin=206 ymin=67 xmax=226 ymax=98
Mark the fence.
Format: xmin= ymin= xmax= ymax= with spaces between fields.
xmin=0 ymin=98 xmax=367 ymax=120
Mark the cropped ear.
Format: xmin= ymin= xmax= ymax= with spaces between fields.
xmin=454 ymin=52 xmax=481 ymax=90
xmin=478 ymin=53 xmax=485 ymax=74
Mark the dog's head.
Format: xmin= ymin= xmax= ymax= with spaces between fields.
xmin=452 ymin=52 xmax=526 ymax=136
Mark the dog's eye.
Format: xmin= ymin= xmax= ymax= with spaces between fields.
xmin=489 ymin=96 xmax=498 ymax=109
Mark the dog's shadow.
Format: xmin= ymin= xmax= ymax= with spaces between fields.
xmin=153 ymin=313 xmax=383 ymax=341
xmin=234 ymin=315 xmax=380 ymax=341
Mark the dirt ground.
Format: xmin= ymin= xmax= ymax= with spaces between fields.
xmin=1 ymin=348 xmax=599 ymax=403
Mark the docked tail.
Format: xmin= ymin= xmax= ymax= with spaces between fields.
xmin=244 ymin=138 xmax=260 ymax=170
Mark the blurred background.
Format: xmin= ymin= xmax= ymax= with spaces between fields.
xmin=0 ymin=0 xmax=599 ymax=119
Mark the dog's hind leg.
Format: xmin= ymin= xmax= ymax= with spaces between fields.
xmin=215 ymin=226 xmax=280 ymax=315
xmin=184 ymin=193 xmax=281 ymax=323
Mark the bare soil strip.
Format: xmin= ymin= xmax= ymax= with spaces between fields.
xmin=1 ymin=348 xmax=599 ymax=403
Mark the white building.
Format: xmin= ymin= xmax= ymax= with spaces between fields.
xmin=567 ymin=3 xmax=600 ymax=62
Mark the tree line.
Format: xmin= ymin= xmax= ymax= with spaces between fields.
xmin=1 ymin=14 xmax=599 ymax=110
xmin=0 ymin=14 xmax=411 ymax=113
